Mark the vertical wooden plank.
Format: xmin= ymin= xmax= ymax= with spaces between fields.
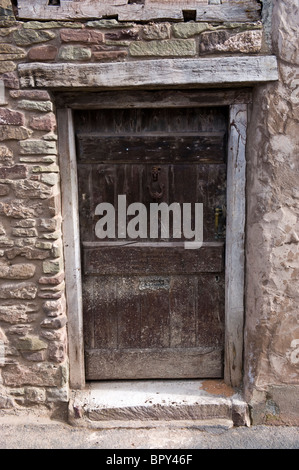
xmin=57 ymin=108 xmax=85 ymax=389
xmin=169 ymin=276 xmax=197 ymax=348
xmin=140 ymin=286 xmax=170 ymax=348
xmin=224 ymin=104 xmax=247 ymax=387
xmin=117 ymin=277 xmax=141 ymax=349
xmin=92 ymin=163 xmax=116 ymax=241
xmin=77 ymin=164 xmax=92 ymax=241
xmin=196 ymin=273 xmax=225 ymax=349
xmin=93 ymin=276 xmax=118 ymax=349
xmin=82 ymin=276 xmax=95 ymax=350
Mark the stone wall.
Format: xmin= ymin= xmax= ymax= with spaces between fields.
xmin=245 ymin=0 xmax=299 ymax=425
xmin=0 ymin=0 xmax=298 ymax=424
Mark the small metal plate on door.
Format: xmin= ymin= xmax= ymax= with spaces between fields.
xmin=139 ymin=277 xmax=170 ymax=291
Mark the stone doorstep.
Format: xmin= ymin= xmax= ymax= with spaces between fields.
xmin=68 ymin=380 xmax=250 ymax=429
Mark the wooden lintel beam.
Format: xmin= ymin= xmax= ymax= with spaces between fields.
xmin=18 ymin=56 xmax=278 ymax=90
xmin=17 ymin=0 xmax=261 ymax=22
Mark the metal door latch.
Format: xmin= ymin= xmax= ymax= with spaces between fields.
xmin=214 ymin=205 xmax=226 ymax=239
xmin=148 ymin=166 xmax=164 ymax=202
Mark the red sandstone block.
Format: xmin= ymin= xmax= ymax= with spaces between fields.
xmin=2 ymin=72 xmax=19 ymax=89
xmin=93 ymin=50 xmax=128 ymax=60
xmin=29 ymin=113 xmax=56 ymax=132
xmin=10 ymin=90 xmax=51 ymax=100
xmin=28 ymin=45 xmax=58 ymax=61
xmin=0 ymin=108 xmax=25 ymax=126
xmin=60 ymin=29 xmax=104 ymax=43
xmin=0 ymin=165 xmax=27 ymax=179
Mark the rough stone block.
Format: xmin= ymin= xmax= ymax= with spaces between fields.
xmin=0 ymin=394 xmax=14 ymax=409
xmin=17 ymin=100 xmax=53 ymax=112
xmin=10 ymin=90 xmax=51 ymax=100
xmin=13 ymin=219 xmax=36 ymax=228
xmin=40 ymin=229 xmax=61 ymax=240
xmin=20 ymin=156 xmax=56 ymax=164
xmin=0 ymin=236 xmax=14 ymax=247
xmin=2 ymin=72 xmax=19 ymax=89
xmin=40 ymin=315 xmax=67 ymax=330
xmin=25 ymin=387 xmax=46 ymax=404
xmin=20 ymin=140 xmax=57 ymax=155
xmin=14 ymin=238 xmax=36 ymax=248
xmin=28 ymin=45 xmax=58 ymax=61
xmin=199 ymin=30 xmax=262 ymax=54
xmin=5 ymin=246 xmax=50 ymax=260
xmin=0 ymin=165 xmax=27 ymax=179
xmin=47 ymin=386 xmax=69 ymax=403
xmin=42 ymin=297 xmax=65 ymax=316
xmin=39 ymin=217 xmax=60 ymax=232
xmin=29 ymin=113 xmax=56 ymax=132
xmin=0 ymin=108 xmax=25 ymax=126
xmin=0 ymin=145 xmax=13 ymax=161
xmin=0 ymin=263 xmax=36 ymax=279
xmin=23 ymin=21 xmax=83 ymax=29
xmin=41 ymin=173 xmax=59 ymax=186
xmin=0 ymin=43 xmax=26 ymax=60
xmin=38 ymin=290 xmax=63 ymax=300
xmin=39 ymin=272 xmax=64 ymax=286
xmin=86 ymin=19 xmax=134 ymax=29
xmin=43 ymin=132 xmax=57 ymax=141
xmin=142 ymin=23 xmax=171 ymax=40
xmin=93 ymin=50 xmax=128 ymax=61
xmin=13 ymin=29 xmax=56 ymax=46
xmin=0 ymin=184 xmax=9 ymax=196
xmin=0 ymin=201 xmax=36 ymax=219
xmin=172 ymin=22 xmax=211 ymax=38
xmin=16 ymin=335 xmax=48 ymax=351
xmin=3 ymin=363 xmax=68 ymax=387
xmin=12 ymin=227 xmax=38 ymax=237
xmin=43 ymin=258 xmax=63 ymax=274
xmin=20 ymin=350 xmax=47 ymax=362
xmin=60 ymin=29 xmax=104 ymax=43
xmin=0 ymin=302 xmax=38 ymax=324
xmin=48 ymin=341 xmax=67 ymax=363
xmin=32 ymin=164 xmax=59 ymax=174
xmin=0 ymin=282 xmax=37 ymax=299
xmin=0 ymin=61 xmax=16 ymax=73
xmin=40 ymin=328 xmax=65 ymax=342
xmin=129 ymin=39 xmax=196 ymax=57
xmin=35 ymin=241 xmax=52 ymax=250
xmin=58 ymin=46 xmax=92 ymax=61
xmin=0 ymin=125 xmax=32 ymax=141
xmin=39 ymin=281 xmax=65 ymax=294
xmin=11 ymin=179 xmax=53 ymax=199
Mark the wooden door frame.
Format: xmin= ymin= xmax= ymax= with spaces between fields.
xmin=57 ymin=89 xmax=248 ymax=389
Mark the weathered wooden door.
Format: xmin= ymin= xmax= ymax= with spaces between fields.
xmin=74 ymin=105 xmax=227 ymax=380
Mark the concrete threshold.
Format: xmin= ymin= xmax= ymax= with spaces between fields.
xmin=68 ymin=379 xmax=250 ymax=429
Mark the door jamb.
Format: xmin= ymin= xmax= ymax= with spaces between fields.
xmin=57 ymin=93 xmax=247 ymax=389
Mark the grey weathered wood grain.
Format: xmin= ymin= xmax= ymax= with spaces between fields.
xmin=17 ymin=0 xmax=261 ymax=22
xmin=55 ymin=89 xmax=253 ymax=109
xmin=57 ymin=108 xmax=85 ymax=389
xmin=19 ymin=56 xmax=278 ymax=89
xmin=83 ymin=245 xmax=224 ymax=275
xmin=224 ymin=104 xmax=247 ymax=387
xmin=85 ymin=348 xmax=223 ymax=380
